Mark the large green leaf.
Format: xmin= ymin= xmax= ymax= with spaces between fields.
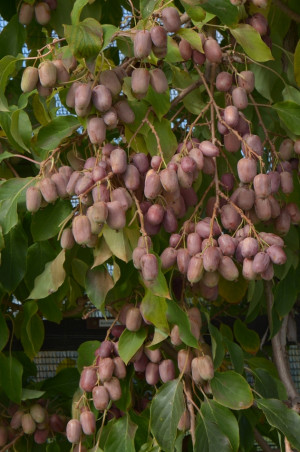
xmin=41 ymin=367 xmax=79 ymax=398
xmin=166 ymin=300 xmax=199 ymax=348
xmin=140 ymin=0 xmax=160 ymax=19
xmin=253 ymin=368 xmax=286 ymax=400
xmin=24 ymin=242 xmax=57 ymax=292
xmin=210 ymin=371 xmax=253 ymax=410
xmin=70 ymin=0 xmax=90 ymax=24
xmin=141 ymin=290 xmax=169 ymax=334
xmin=201 ymin=400 xmax=239 ymax=452
xmin=233 ymin=319 xmax=260 ymax=355
xmin=10 ymin=109 xmax=32 ymax=152
xmin=294 ymin=39 xmax=300 ymax=87
xmin=105 ymin=414 xmax=137 ymax=452
xmin=223 ymin=338 xmax=244 ymax=375
xmin=145 ymin=86 xmax=170 ymax=121
xmin=36 ymin=116 xmax=80 ymax=151
xmin=28 ymin=250 xmax=66 ymax=300
xmin=207 ymin=321 xmax=225 ymax=369
xmin=21 ymin=300 xmax=44 ymax=359
xmin=150 ymin=379 xmax=185 ymax=452
xmin=0 ymin=55 xmax=22 ymax=111
xmin=177 ymin=28 xmax=203 ymax=52
xmin=0 ymin=223 xmax=28 ymax=293
xmin=85 ymin=266 xmax=114 ymax=312
xmin=0 ymin=15 xmax=25 ymax=59
xmin=0 ymin=354 xmax=23 ymax=404
xmin=0 ymin=177 xmax=33 ymax=234
xmin=273 ymin=101 xmax=300 ymax=134
xmin=31 ymin=200 xmax=73 ymax=242
xmin=201 ymin=0 xmax=238 ymax=26
xmin=274 ymin=267 xmax=297 ymax=317
xmin=118 ymin=328 xmax=148 ymax=365
xmin=230 ymin=24 xmax=274 ymax=62
xmin=256 ymin=399 xmax=300 ymax=451
xmin=195 ymin=412 xmax=233 ymax=452
xmin=77 ymin=340 xmax=100 ymax=373
xmin=64 ymin=18 xmax=103 ymax=59
xmin=0 ymin=311 xmax=9 ymax=352
xmin=103 ymin=225 xmax=132 ymax=263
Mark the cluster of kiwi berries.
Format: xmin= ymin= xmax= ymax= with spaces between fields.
xmin=24 ymin=6 xmax=300 ymax=293
xmin=0 ymin=400 xmax=67 ymax=447
xmin=65 ymin=305 xmax=213 ymax=447
xmin=18 ymin=0 xmax=56 ymax=26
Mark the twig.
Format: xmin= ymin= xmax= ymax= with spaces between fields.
xmin=145 ymin=118 xmax=166 ymax=167
xmin=0 ymin=432 xmax=24 ymax=452
xmin=170 ymin=79 xmax=203 ymax=109
xmin=254 ymin=429 xmax=274 ymax=452
xmin=273 ymin=0 xmax=300 ymax=23
xmin=184 ymin=378 xmax=196 ymax=446
xmin=264 ymin=281 xmax=299 ymax=401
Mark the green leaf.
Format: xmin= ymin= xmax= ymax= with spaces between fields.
xmin=0 ymin=55 xmax=22 ymax=111
xmin=71 ymin=0 xmax=90 ymax=24
xmin=201 ymin=400 xmax=239 ymax=452
xmin=233 ymin=319 xmax=260 ymax=355
xmin=28 ymin=250 xmax=66 ymax=300
xmin=0 ymin=223 xmax=28 ymax=293
xmin=166 ymin=300 xmax=199 ymax=348
xmin=256 ymin=398 xmax=300 ymax=451
xmin=195 ymin=411 xmax=233 ymax=452
xmin=150 ymin=379 xmax=185 ymax=452
xmin=10 ymin=109 xmax=32 ymax=152
xmin=32 ymin=93 xmax=51 ymax=126
xmin=145 ymin=118 xmax=177 ymax=164
xmin=64 ymin=18 xmax=103 ymax=59
xmin=183 ymin=87 xmax=205 ymax=115
xmin=21 ymin=388 xmax=45 ymax=401
xmin=273 ymin=101 xmax=300 ymax=135
xmin=294 ymin=39 xmax=300 ymax=87
xmin=42 ymin=367 xmax=79 ymax=397
xmin=24 ymin=241 xmax=57 ymax=292
xmin=145 ymin=86 xmax=170 ymax=121
xmin=207 ymin=321 xmax=225 ymax=369
xmin=165 ymin=36 xmax=182 ymax=64
xmin=274 ymin=267 xmax=297 ymax=317
xmin=253 ymin=368 xmax=286 ymax=400
xmin=0 ymin=177 xmax=33 ymax=234
xmin=210 ymin=371 xmax=253 ymax=410
xmin=0 ymin=15 xmax=26 ymax=59
xmin=0 ymin=311 xmax=9 ymax=352
xmin=223 ymin=338 xmax=244 ymax=375
xmin=36 ymin=116 xmax=80 ymax=151
xmin=201 ymin=0 xmax=238 ymax=26
xmin=118 ymin=328 xmax=147 ymax=365
xmin=77 ymin=340 xmax=100 ymax=372
xmin=85 ymin=266 xmax=114 ymax=312
xmin=218 ymin=273 xmax=248 ymax=304
xmin=21 ymin=301 xmax=44 ymax=359
xmin=93 ymin=237 xmax=113 ymax=267
xmin=115 ymin=367 xmax=134 ymax=412
xmin=101 ymin=24 xmax=118 ymax=50
xmin=177 ymin=28 xmax=203 ymax=53
xmin=0 ymin=354 xmax=23 ymax=404
xmin=179 ymin=1 xmax=206 ymax=22
xmin=140 ymin=0 xmax=160 ymax=19
xmin=31 ymin=200 xmax=73 ymax=242
xmin=230 ymin=24 xmax=274 ymax=62
xmin=105 ymin=414 xmax=137 ymax=452
xmin=0 ymin=151 xmax=15 ymax=163
xmin=103 ymin=225 xmax=132 ymax=262
xmin=141 ymin=290 xmax=169 ymax=334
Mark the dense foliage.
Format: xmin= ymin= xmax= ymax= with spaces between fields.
xmin=0 ymin=0 xmax=300 ymax=450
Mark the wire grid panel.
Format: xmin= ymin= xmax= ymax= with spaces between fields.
xmin=34 ymin=350 xmax=78 ymax=381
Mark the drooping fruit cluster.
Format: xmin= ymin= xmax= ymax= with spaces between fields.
xmin=19 ymin=0 xmax=57 ymax=26
xmin=0 ymin=400 xmax=67 ymax=448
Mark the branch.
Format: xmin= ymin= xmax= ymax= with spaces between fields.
xmin=273 ymin=0 xmax=300 ymax=23
xmin=264 ymin=281 xmax=299 ymax=401
xmin=254 ymin=429 xmax=274 ymax=452
xmin=170 ymin=79 xmax=203 ymax=108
